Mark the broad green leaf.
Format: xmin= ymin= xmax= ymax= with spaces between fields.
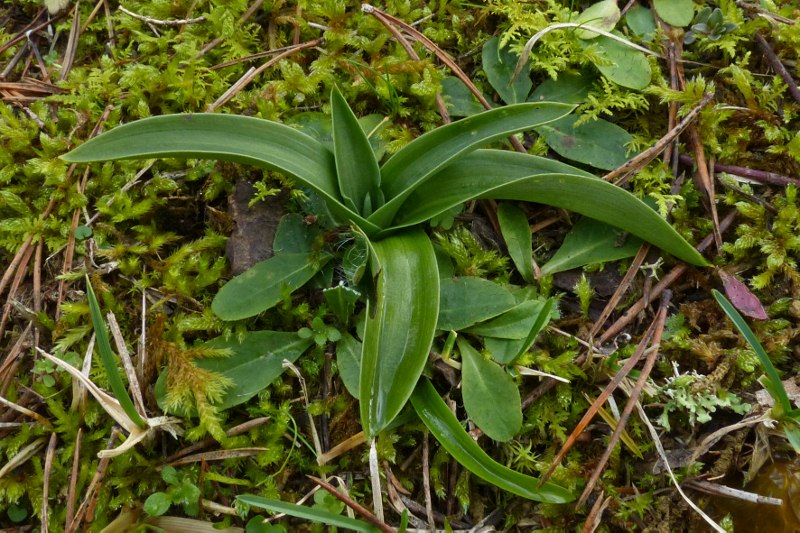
xmin=193 ymin=331 xmax=314 ymax=409
xmin=626 ymin=5 xmax=657 ymax=40
xmin=289 ymin=112 xmax=388 ymax=159
xmin=410 ymin=379 xmax=574 ymax=503
xmin=391 ymin=150 xmax=707 ymax=266
xmin=574 ymin=0 xmax=621 ymax=40
xmin=535 ymin=114 xmax=636 ymax=170
xmin=331 ymin=86 xmax=382 ymax=215
xmin=528 ymin=72 xmax=594 ymax=105
xmin=212 ymin=253 xmax=330 ymax=321
xmin=336 ymin=332 xmax=362 ymax=399
xmin=541 ymin=216 xmax=642 ymax=275
xmin=60 ymin=113 xmax=381 ymax=235
xmin=437 ymin=277 xmax=517 ymax=331
xmin=273 ymin=214 xmax=319 ymax=255
xmin=85 ymin=277 xmax=147 ymax=429
xmin=482 ymin=36 xmax=532 ymax=104
xmin=590 ymin=34 xmax=652 ymax=90
xmin=369 ymin=102 xmax=574 ymax=228
xmin=459 ymin=338 xmax=522 ymax=441
xmin=498 ymin=203 xmax=534 ymax=283
xmin=713 ymin=290 xmax=792 ymax=415
xmin=360 ymin=230 xmax=439 ymax=438
xmin=653 ymin=0 xmax=694 ymax=27
xmin=441 ymin=76 xmax=486 ymax=117
xmin=237 ymin=495 xmax=381 ymax=533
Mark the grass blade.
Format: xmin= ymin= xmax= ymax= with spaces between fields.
xmin=331 ymin=86 xmax=383 ymax=215
xmin=237 ymin=495 xmax=381 ymax=533
xmin=85 ymin=277 xmax=147 ymax=429
xmin=389 ymin=150 xmax=707 ymax=266
xmin=712 ymin=289 xmax=792 ymax=415
xmin=368 ymin=102 xmax=573 ymax=228
xmin=360 ymin=230 xmax=439 ymax=438
xmin=410 ymin=378 xmax=574 ymax=503
xmin=61 ymin=113 xmax=380 ymax=234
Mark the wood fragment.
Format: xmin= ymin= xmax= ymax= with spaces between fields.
xmin=755 ymin=32 xmax=800 ymax=106
xmin=65 ymin=428 xmax=82 ymax=531
xmin=68 ymin=428 xmax=119 ymax=531
xmin=164 ymin=416 xmax=271 ymax=463
xmin=685 ymin=479 xmax=782 ymax=506
xmin=168 ymin=447 xmax=268 ymax=466
xmin=679 ymin=154 xmax=800 ymax=187
xmin=117 ymin=6 xmax=206 ymax=26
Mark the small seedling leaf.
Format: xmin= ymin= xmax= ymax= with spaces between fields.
xmin=717 ymin=270 xmax=768 ymax=320
xmin=498 ymin=203 xmax=534 ymax=283
xmin=541 ymin=216 xmax=642 ymax=275
xmin=143 ymin=492 xmax=171 ymax=517
xmin=459 ymin=338 xmax=522 ymax=441
xmin=574 ymin=0 xmax=621 ymax=40
xmin=535 ymin=114 xmax=636 ymax=170
xmin=588 ymin=34 xmax=652 ymax=90
xmin=482 ymin=36 xmax=532 ymax=104
xmin=653 ymin=0 xmax=694 ymax=27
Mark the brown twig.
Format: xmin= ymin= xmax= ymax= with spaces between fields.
xmin=422 ymin=432 xmax=435 ymax=530
xmin=65 ymin=428 xmax=82 ymax=531
xmin=59 ymin=2 xmax=81 ymax=81
xmin=163 ymin=416 xmax=271 ymax=463
xmin=68 ymin=428 xmax=120 ymax=532
xmin=587 ymin=244 xmax=650 ymax=341
xmin=41 ymin=432 xmax=58 ymax=532
xmin=603 ymin=94 xmax=713 ymax=185
xmin=577 ymin=291 xmax=671 ymax=507
xmin=581 ymin=490 xmax=610 ymax=533
xmin=754 ymin=32 xmax=800 ymax=106
xmin=540 ymin=318 xmax=658 ymax=486
xmin=207 ymin=38 xmax=322 ymax=112
xmin=597 ymin=209 xmax=736 ymax=345
xmin=362 ymin=4 xmax=528 ymax=153
xmin=0 ymin=10 xmax=61 ymax=57
xmin=308 ymin=476 xmax=394 ymax=533
xmin=678 ymin=154 xmax=800 ymax=187
xmin=687 ymin=126 xmax=723 ymax=249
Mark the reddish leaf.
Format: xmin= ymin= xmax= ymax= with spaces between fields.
xmin=718 ymin=270 xmax=768 ymax=320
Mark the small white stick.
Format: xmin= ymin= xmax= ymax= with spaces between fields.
xmin=369 ymin=438 xmax=385 ymax=522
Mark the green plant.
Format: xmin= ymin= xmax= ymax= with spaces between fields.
xmin=713 ymin=290 xmax=800 ymax=450
xmin=143 ymin=465 xmax=201 ymax=517
xmin=684 ymin=7 xmax=738 ymax=45
xmin=63 ymin=87 xmax=705 ymax=503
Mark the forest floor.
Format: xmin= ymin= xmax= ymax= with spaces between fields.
xmin=1 ymin=1 xmax=800 ymax=531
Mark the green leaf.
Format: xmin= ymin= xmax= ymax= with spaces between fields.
xmin=360 ymin=230 xmax=439 ymax=438
xmin=626 ymin=5 xmax=657 ymax=40
xmin=482 ymin=36 xmax=532 ymax=104
xmin=574 ymin=0 xmax=621 ymax=40
xmin=144 ymin=492 xmax=172 ymax=517
xmin=336 ymin=332 xmax=362 ymax=399
xmin=541 ymin=216 xmax=642 ymax=275
xmin=331 ymin=86 xmax=383 ymax=215
xmin=713 ymin=290 xmax=792 ymax=415
xmin=273 ymin=214 xmax=319 ymax=255
xmin=589 ymin=35 xmax=652 ymax=90
xmin=535 ymin=114 xmax=636 ymax=170
xmin=60 ymin=113 xmax=380 ymax=235
xmin=211 ymin=253 xmax=330 ymax=321
xmin=459 ymin=339 xmax=522 ymax=441
xmin=441 ymin=76 xmax=486 ymax=117
xmin=498 ymin=203 xmax=534 ymax=283
xmin=528 ymin=72 xmax=594 ymax=105
xmin=466 ymin=298 xmax=551 ymax=339
xmin=85 ymin=277 xmax=147 ymax=429
xmin=410 ymin=379 xmax=574 ymax=503
xmin=392 ymin=150 xmax=707 ymax=266
xmin=437 ymin=277 xmax=517 ymax=331
xmin=323 ymin=284 xmax=361 ymax=324
xmin=193 ymin=331 xmax=314 ymax=409
xmin=653 ymin=0 xmax=694 ymax=27
xmin=237 ymin=495 xmax=381 ymax=533
xmin=369 ymin=102 xmax=574 ymax=228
